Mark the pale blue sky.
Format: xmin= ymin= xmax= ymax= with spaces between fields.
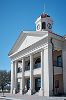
xmin=0 ymin=0 xmax=66 ymax=70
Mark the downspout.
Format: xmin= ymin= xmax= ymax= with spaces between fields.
xmin=50 ymin=38 xmax=54 ymax=95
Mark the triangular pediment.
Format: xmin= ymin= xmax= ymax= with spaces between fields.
xmin=9 ymin=31 xmax=48 ymax=56
xmin=17 ymin=35 xmax=44 ymax=52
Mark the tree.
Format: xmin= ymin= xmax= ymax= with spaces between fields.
xmin=0 ymin=70 xmax=11 ymax=95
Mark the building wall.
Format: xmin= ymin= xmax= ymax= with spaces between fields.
xmin=53 ymin=50 xmax=62 ymax=65
xmin=53 ymin=50 xmax=62 ymax=66
xmin=54 ymin=74 xmax=63 ymax=94
xmin=62 ymin=41 xmax=66 ymax=93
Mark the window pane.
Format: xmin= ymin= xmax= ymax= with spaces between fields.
xmin=57 ymin=56 xmax=62 ymax=67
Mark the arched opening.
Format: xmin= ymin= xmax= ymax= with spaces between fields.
xmin=42 ymin=22 xmax=46 ymax=29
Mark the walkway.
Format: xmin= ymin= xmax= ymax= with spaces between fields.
xmin=0 ymin=93 xmax=66 ymax=100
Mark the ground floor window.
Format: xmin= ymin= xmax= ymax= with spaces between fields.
xmin=35 ymin=78 xmax=41 ymax=92
xmin=17 ymin=82 xmax=20 ymax=92
xmin=55 ymin=80 xmax=59 ymax=88
xmin=26 ymin=79 xmax=30 ymax=90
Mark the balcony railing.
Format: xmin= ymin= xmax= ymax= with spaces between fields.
xmin=24 ymin=63 xmax=41 ymax=71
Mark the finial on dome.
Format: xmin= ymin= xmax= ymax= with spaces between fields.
xmin=43 ymin=4 xmax=45 ymax=14
xmin=41 ymin=4 xmax=50 ymax=18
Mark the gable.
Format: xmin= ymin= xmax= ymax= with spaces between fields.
xmin=8 ymin=31 xmax=48 ymax=56
xmin=17 ymin=35 xmax=44 ymax=52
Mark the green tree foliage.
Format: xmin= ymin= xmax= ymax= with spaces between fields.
xmin=0 ymin=70 xmax=11 ymax=90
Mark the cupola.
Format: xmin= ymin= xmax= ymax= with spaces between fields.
xmin=35 ymin=13 xmax=53 ymax=32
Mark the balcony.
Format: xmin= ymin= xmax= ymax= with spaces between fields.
xmin=53 ymin=61 xmax=63 ymax=75
xmin=24 ymin=70 xmax=30 ymax=77
xmin=17 ymin=72 xmax=22 ymax=78
xmin=54 ymin=67 xmax=62 ymax=75
xmin=33 ymin=68 xmax=41 ymax=76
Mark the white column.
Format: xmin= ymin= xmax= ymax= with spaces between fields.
xmin=13 ymin=61 xmax=18 ymax=94
xmin=62 ymin=50 xmax=66 ymax=94
xmin=44 ymin=44 xmax=53 ymax=96
xmin=39 ymin=50 xmax=44 ymax=96
xmin=15 ymin=61 xmax=18 ymax=90
xmin=11 ymin=61 xmax=15 ymax=94
xmin=30 ymin=54 xmax=33 ymax=95
xmin=48 ymin=44 xmax=53 ymax=96
xmin=20 ymin=58 xmax=25 ymax=94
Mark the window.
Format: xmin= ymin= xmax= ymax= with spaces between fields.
xmin=35 ymin=58 xmax=41 ymax=64
xmin=35 ymin=78 xmax=41 ymax=92
xmin=37 ymin=78 xmax=41 ymax=87
xmin=17 ymin=67 xmax=22 ymax=73
xmin=17 ymin=82 xmax=20 ymax=92
xmin=25 ymin=61 xmax=30 ymax=71
xmin=27 ymin=79 xmax=30 ymax=90
xmin=34 ymin=58 xmax=41 ymax=69
xmin=57 ymin=55 xmax=62 ymax=67
xmin=42 ymin=22 xmax=46 ymax=29
xmin=55 ymin=80 xmax=59 ymax=88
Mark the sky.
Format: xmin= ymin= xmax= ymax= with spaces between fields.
xmin=0 ymin=0 xmax=66 ymax=71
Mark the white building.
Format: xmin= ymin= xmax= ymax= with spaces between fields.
xmin=8 ymin=13 xmax=66 ymax=96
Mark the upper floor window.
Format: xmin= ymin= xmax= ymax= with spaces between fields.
xmin=17 ymin=67 xmax=22 ymax=73
xmin=42 ymin=22 xmax=46 ymax=29
xmin=34 ymin=57 xmax=41 ymax=69
xmin=25 ymin=61 xmax=30 ymax=71
xmin=35 ymin=58 xmax=41 ymax=64
xmin=57 ymin=55 xmax=62 ymax=67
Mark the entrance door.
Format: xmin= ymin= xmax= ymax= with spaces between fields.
xmin=27 ymin=79 xmax=30 ymax=90
xmin=17 ymin=82 xmax=20 ymax=93
xmin=35 ymin=78 xmax=41 ymax=92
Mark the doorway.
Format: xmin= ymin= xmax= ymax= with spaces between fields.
xmin=26 ymin=79 xmax=30 ymax=91
xmin=35 ymin=78 xmax=41 ymax=92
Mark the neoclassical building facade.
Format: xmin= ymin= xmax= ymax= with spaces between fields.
xmin=9 ymin=13 xmax=66 ymax=96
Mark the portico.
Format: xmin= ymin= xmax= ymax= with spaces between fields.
xmin=10 ymin=45 xmax=53 ymax=96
